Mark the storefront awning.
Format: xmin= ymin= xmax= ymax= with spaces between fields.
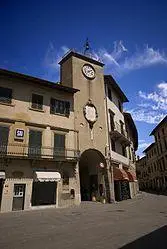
xmin=125 ymin=170 xmax=137 ymax=182
xmin=0 ymin=171 xmax=5 ymax=179
xmin=113 ymin=167 xmax=129 ymax=181
xmin=34 ymin=171 xmax=61 ymax=182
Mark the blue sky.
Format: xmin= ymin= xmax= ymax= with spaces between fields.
xmin=0 ymin=1 xmax=167 ymax=156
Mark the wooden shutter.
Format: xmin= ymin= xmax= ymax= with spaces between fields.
xmin=29 ymin=130 xmax=42 ymax=157
xmin=0 ymin=87 xmax=12 ymax=103
xmin=0 ymin=126 xmax=9 ymax=154
xmin=54 ymin=134 xmax=65 ymax=157
xmin=50 ymin=98 xmax=55 ymax=114
xmin=65 ymin=101 xmax=70 ymax=115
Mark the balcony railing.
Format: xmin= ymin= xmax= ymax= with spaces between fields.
xmin=0 ymin=144 xmax=80 ymax=161
xmin=110 ymin=122 xmax=131 ymax=145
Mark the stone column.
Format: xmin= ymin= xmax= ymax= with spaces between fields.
xmin=74 ymin=162 xmax=81 ymax=205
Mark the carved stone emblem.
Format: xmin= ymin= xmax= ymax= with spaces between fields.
xmin=83 ymin=99 xmax=98 ymax=128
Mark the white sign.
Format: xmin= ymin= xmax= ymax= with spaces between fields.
xmin=16 ymin=129 xmax=24 ymax=138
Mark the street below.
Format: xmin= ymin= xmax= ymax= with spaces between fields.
xmin=0 ymin=192 xmax=167 ymax=249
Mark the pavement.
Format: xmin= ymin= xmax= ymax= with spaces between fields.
xmin=0 ymin=192 xmax=167 ymax=249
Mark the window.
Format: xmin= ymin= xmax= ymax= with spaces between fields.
xmin=122 ymin=145 xmax=127 ymax=157
xmin=120 ymin=121 xmax=124 ymax=135
xmin=62 ymin=171 xmax=69 ymax=185
xmin=118 ymin=100 xmax=122 ymax=112
xmin=111 ymin=139 xmax=116 ymax=152
xmin=0 ymin=126 xmax=9 ymax=154
xmin=108 ymin=87 xmax=112 ymax=101
xmin=28 ymin=130 xmax=42 ymax=157
xmin=110 ymin=113 xmax=115 ymax=130
xmin=54 ymin=134 xmax=65 ymax=157
xmin=0 ymin=87 xmax=12 ymax=104
xmin=31 ymin=94 xmax=43 ymax=110
xmin=50 ymin=98 xmax=70 ymax=116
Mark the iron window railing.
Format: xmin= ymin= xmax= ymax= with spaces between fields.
xmin=0 ymin=144 xmax=80 ymax=160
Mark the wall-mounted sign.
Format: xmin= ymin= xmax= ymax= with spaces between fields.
xmin=15 ymin=129 xmax=24 ymax=139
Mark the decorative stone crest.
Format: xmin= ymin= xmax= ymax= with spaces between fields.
xmin=83 ymin=99 xmax=98 ymax=129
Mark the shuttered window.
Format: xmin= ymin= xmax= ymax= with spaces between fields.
xmin=0 ymin=87 xmax=12 ymax=104
xmin=54 ymin=134 xmax=65 ymax=157
xmin=0 ymin=126 xmax=9 ymax=154
xmin=50 ymin=98 xmax=70 ymax=116
xmin=28 ymin=130 xmax=42 ymax=157
xmin=31 ymin=94 xmax=43 ymax=110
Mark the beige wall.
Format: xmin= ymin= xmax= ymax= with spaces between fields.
xmin=61 ymin=56 xmax=109 ymax=157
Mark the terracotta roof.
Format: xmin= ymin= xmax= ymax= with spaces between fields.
xmin=150 ymin=115 xmax=167 ymax=135
xmin=143 ymin=142 xmax=155 ymax=153
xmin=59 ymin=50 xmax=104 ymax=67
xmin=0 ymin=68 xmax=79 ymax=94
xmin=104 ymin=75 xmax=129 ymax=102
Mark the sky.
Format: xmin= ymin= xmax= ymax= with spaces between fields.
xmin=0 ymin=0 xmax=167 ymax=157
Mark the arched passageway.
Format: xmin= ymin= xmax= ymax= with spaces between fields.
xmin=79 ymin=149 xmax=109 ymax=201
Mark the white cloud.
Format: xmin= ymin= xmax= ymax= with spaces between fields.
xmin=90 ymin=42 xmax=167 ymax=77
xmin=138 ymin=142 xmax=151 ymax=150
xmin=128 ymin=81 xmax=167 ymax=124
xmin=43 ymin=41 xmax=167 ymax=80
xmin=43 ymin=43 xmax=70 ymax=81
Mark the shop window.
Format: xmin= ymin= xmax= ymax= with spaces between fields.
xmin=0 ymin=87 xmax=12 ymax=104
xmin=31 ymin=94 xmax=43 ymax=110
xmin=50 ymin=98 xmax=70 ymax=116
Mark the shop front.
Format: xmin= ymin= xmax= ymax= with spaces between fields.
xmin=32 ymin=171 xmax=61 ymax=207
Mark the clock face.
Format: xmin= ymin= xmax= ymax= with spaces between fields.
xmin=82 ymin=64 xmax=95 ymax=79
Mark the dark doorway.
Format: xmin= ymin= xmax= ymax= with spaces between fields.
xmin=114 ymin=180 xmax=130 ymax=201
xmin=32 ymin=182 xmax=57 ymax=206
xmin=12 ymin=184 xmax=26 ymax=211
xmin=79 ymin=149 xmax=108 ymax=201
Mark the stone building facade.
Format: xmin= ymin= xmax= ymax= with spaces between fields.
xmin=0 ymin=50 xmax=139 ymax=212
xmin=136 ymin=116 xmax=167 ymax=192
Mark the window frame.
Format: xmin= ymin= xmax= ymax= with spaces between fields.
xmin=50 ymin=98 xmax=70 ymax=116
xmin=31 ymin=93 xmax=43 ymax=110
xmin=0 ymin=86 xmax=13 ymax=105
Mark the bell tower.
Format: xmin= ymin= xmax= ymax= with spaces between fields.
xmin=59 ymin=49 xmax=114 ymax=202
xmin=59 ymin=50 xmax=109 ymax=155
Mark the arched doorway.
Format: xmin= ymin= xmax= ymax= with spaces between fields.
xmin=79 ymin=149 xmax=108 ymax=201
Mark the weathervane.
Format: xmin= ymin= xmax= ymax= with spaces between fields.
xmin=83 ymin=38 xmax=92 ymax=57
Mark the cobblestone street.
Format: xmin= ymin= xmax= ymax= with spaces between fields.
xmin=0 ymin=192 xmax=167 ymax=249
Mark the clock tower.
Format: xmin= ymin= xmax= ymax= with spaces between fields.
xmin=59 ymin=50 xmax=113 ymax=202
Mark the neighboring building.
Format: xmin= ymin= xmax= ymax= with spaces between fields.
xmin=105 ymin=75 xmax=138 ymax=202
xmin=0 ymin=49 xmax=139 ymax=212
xmin=136 ymin=116 xmax=167 ymax=192
xmin=0 ymin=69 xmax=80 ymax=212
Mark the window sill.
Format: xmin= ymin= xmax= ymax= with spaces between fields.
xmin=0 ymin=101 xmax=15 ymax=107
xmin=50 ymin=112 xmax=69 ymax=118
xmin=29 ymin=107 xmax=45 ymax=113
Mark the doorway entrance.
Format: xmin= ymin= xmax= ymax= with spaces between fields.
xmin=79 ymin=149 xmax=108 ymax=201
xmin=12 ymin=184 xmax=26 ymax=211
